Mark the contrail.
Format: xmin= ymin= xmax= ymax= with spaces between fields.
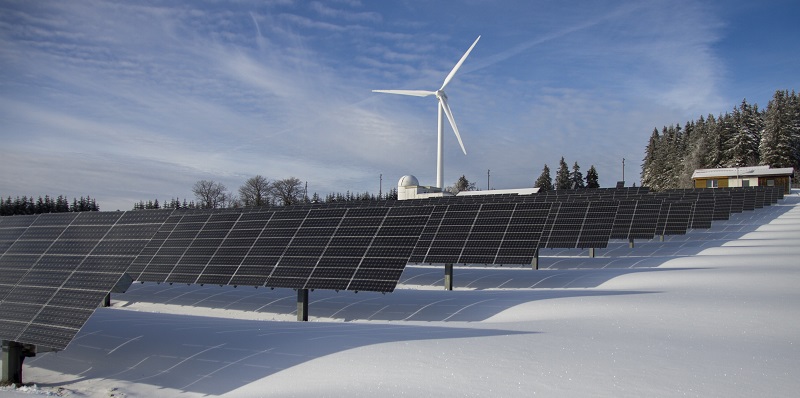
xmin=465 ymin=3 xmax=643 ymax=74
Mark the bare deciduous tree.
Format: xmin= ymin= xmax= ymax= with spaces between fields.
xmin=239 ymin=175 xmax=271 ymax=207
xmin=271 ymin=177 xmax=304 ymax=206
xmin=192 ymin=179 xmax=227 ymax=209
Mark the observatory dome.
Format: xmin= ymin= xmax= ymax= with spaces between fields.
xmin=398 ymin=175 xmax=419 ymax=187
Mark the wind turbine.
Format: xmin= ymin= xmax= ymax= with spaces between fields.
xmin=373 ymin=36 xmax=480 ymax=189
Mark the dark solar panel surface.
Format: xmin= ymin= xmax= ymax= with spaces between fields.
xmin=129 ymin=206 xmax=433 ymax=293
xmin=712 ymin=195 xmax=732 ymax=221
xmin=0 ymin=210 xmax=170 ymax=349
xmin=655 ymin=201 xmax=692 ymax=236
xmin=611 ymin=200 xmax=662 ymax=240
xmin=729 ymin=190 xmax=744 ymax=213
xmin=689 ymin=199 xmax=714 ymax=229
xmin=539 ymin=201 xmax=618 ymax=249
xmin=410 ymin=202 xmax=551 ymax=265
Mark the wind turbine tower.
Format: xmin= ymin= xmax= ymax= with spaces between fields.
xmin=373 ymin=36 xmax=480 ymax=189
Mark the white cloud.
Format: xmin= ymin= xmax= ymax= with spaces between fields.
xmin=1 ymin=0 xmax=790 ymax=207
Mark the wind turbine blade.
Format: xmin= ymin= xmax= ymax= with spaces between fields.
xmin=439 ymin=96 xmax=466 ymax=155
xmin=440 ymin=35 xmax=481 ymax=91
xmin=372 ymin=89 xmax=436 ymax=97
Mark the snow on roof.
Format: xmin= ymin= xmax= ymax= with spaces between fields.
xmin=691 ymin=166 xmax=794 ymax=179
xmin=456 ymin=187 xmax=539 ymax=196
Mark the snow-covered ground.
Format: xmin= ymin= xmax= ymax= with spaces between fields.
xmin=3 ymin=191 xmax=799 ymax=397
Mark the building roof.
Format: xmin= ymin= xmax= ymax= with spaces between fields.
xmin=456 ymin=187 xmax=539 ymax=196
xmin=691 ymin=166 xmax=795 ymax=179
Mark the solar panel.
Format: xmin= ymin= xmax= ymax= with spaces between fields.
xmin=742 ymin=189 xmax=756 ymax=211
xmin=409 ymin=200 xmax=551 ymax=265
xmin=689 ymin=199 xmax=714 ymax=229
xmin=129 ymin=206 xmax=433 ymax=293
xmin=0 ymin=210 xmax=170 ymax=349
xmin=610 ymin=200 xmax=636 ymax=240
xmin=655 ymin=201 xmax=692 ymax=236
xmin=712 ymin=194 xmax=732 ymax=221
xmin=611 ymin=199 xmax=662 ymax=240
xmin=540 ymin=201 xmax=618 ymax=249
xmin=753 ymin=188 xmax=765 ymax=209
xmin=729 ymin=189 xmax=744 ymax=213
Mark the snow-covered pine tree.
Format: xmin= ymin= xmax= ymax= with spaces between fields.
xmin=736 ymin=100 xmax=764 ymax=166
xmin=677 ymin=120 xmax=697 ymax=188
xmin=640 ymin=128 xmax=660 ymax=189
xmin=717 ymin=111 xmax=739 ymax=167
xmin=651 ymin=125 xmax=676 ymax=190
xmin=788 ymin=90 xmax=800 ymax=183
xmin=760 ymin=90 xmax=794 ymax=168
xmin=700 ymin=114 xmax=723 ymax=169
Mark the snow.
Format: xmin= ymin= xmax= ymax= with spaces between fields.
xmin=3 ymin=191 xmax=800 ymax=397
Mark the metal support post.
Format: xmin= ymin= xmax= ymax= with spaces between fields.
xmin=660 ymin=235 xmax=665 ymax=242
xmin=2 ymin=340 xmax=35 ymax=386
xmin=103 ymin=293 xmax=111 ymax=307
xmin=444 ymin=264 xmax=454 ymax=291
xmin=629 ymin=238 xmax=635 ymax=249
xmin=589 ymin=248 xmax=595 ymax=258
xmin=297 ymin=289 xmax=309 ymax=322
xmin=531 ymin=249 xmax=539 ymax=270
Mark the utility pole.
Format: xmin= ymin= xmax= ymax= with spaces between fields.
xmin=622 ymin=158 xmax=625 ymax=185
xmin=379 ymin=174 xmax=382 ymax=198
xmin=487 ymin=169 xmax=490 ymax=191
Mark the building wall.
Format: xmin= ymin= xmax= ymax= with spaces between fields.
xmin=694 ymin=178 xmax=728 ymax=189
xmin=693 ymin=175 xmax=791 ymax=193
xmin=758 ymin=176 xmax=792 ymax=194
xmin=727 ymin=177 xmax=758 ymax=188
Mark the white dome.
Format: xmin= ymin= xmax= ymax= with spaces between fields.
xmin=398 ymin=175 xmax=419 ymax=187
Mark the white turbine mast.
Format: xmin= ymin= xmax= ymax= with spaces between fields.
xmin=373 ymin=36 xmax=481 ymax=189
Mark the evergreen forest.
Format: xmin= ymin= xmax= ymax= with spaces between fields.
xmin=641 ymin=89 xmax=799 ymax=191
xmin=0 ymin=195 xmax=99 ymax=216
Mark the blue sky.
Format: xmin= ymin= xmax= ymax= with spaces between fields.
xmin=1 ymin=0 xmax=798 ymax=210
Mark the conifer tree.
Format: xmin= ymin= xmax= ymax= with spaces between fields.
xmin=450 ymin=175 xmax=476 ymax=193
xmin=641 ymin=128 xmax=660 ymax=189
xmin=534 ymin=164 xmax=553 ymax=191
xmin=586 ymin=165 xmax=599 ymax=188
xmin=678 ymin=120 xmax=697 ymax=188
xmin=555 ymin=157 xmax=571 ymax=190
xmin=760 ymin=90 xmax=794 ymax=168
xmin=725 ymin=99 xmax=762 ymax=167
xmin=570 ymin=162 xmax=585 ymax=189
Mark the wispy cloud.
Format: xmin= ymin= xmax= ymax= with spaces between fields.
xmin=0 ymin=0 xmax=792 ymax=210
xmin=308 ymin=1 xmax=381 ymax=23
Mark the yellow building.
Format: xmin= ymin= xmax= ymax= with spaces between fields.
xmin=691 ymin=166 xmax=794 ymax=194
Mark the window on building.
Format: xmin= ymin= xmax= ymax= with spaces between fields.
xmin=767 ymin=179 xmax=775 ymax=186
xmin=742 ymin=180 xmax=750 ymax=187
xmin=706 ymin=179 xmax=718 ymax=188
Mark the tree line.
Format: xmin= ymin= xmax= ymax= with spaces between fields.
xmin=534 ymin=157 xmax=600 ymax=191
xmin=149 ymin=164 xmax=603 ymax=211
xmin=136 ymin=176 xmax=400 ymax=210
xmin=0 ymin=195 xmax=99 ymax=216
xmin=641 ymin=89 xmax=799 ymax=191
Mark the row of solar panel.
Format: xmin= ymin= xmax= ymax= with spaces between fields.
xmin=0 ymin=186 xmax=783 ymax=349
